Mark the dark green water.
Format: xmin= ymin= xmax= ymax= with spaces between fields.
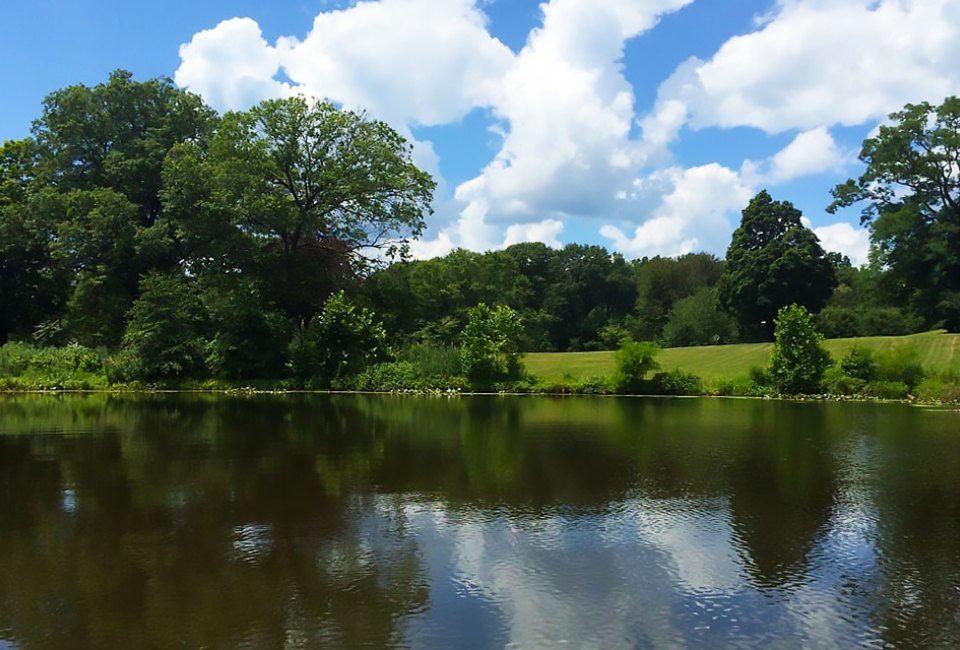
xmin=0 ymin=394 xmax=958 ymax=649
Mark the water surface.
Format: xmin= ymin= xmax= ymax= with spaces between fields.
xmin=1 ymin=394 xmax=958 ymax=648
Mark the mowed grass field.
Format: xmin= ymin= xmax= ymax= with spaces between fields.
xmin=524 ymin=330 xmax=960 ymax=382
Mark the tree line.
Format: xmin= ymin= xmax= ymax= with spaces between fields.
xmin=1 ymin=71 xmax=958 ymax=385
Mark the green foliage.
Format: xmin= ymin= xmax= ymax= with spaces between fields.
xmin=712 ymin=375 xmax=769 ymax=397
xmin=202 ymin=279 xmax=290 ymax=380
xmin=119 ymin=273 xmax=208 ymax=381
xmin=815 ymin=306 xmax=924 ymax=339
xmin=613 ymin=339 xmax=660 ymax=394
xmin=862 ymin=381 xmax=910 ymax=400
xmin=648 ymin=370 xmax=705 ymax=396
xmin=839 ymin=346 xmax=876 ymax=381
xmin=460 ymin=303 xmax=525 ymax=388
xmin=0 ymin=342 xmax=109 ymax=389
xmin=768 ymin=304 xmax=833 ymax=394
xmin=718 ymin=191 xmax=836 ymax=340
xmin=873 ymin=346 xmax=925 ymax=390
xmin=634 ymin=253 xmax=725 ymax=340
xmin=289 ymin=291 xmax=388 ymax=387
xmin=915 ymin=372 xmax=960 ymax=403
xmin=830 ymin=97 xmax=960 ymax=331
xmin=398 ymin=342 xmax=462 ymax=379
xmin=662 ymin=288 xmax=738 ymax=347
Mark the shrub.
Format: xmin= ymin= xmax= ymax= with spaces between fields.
xmin=839 ymin=345 xmax=876 ymax=381
xmin=399 ymin=341 xmax=462 ymax=379
xmin=613 ymin=339 xmax=660 ymax=393
xmin=336 ymin=361 xmax=420 ymax=391
xmin=460 ymin=303 xmax=524 ymax=389
xmin=768 ymin=304 xmax=832 ymax=394
xmin=823 ymin=366 xmax=867 ymax=395
xmin=712 ymin=375 xmax=767 ymax=397
xmin=863 ymin=380 xmax=909 ymax=400
xmin=874 ymin=346 xmax=924 ymax=390
xmin=648 ymin=370 xmax=704 ymax=396
xmin=289 ymin=291 xmax=389 ymax=387
xmin=120 ymin=273 xmax=208 ymax=380
xmin=915 ymin=372 xmax=960 ymax=403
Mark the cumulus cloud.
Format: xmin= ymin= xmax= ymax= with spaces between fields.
xmin=174 ymin=0 xmax=960 ymax=261
xmin=276 ymin=0 xmax=513 ymax=126
xmin=502 ymin=219 xmax=565 ymax=248
xmin=767 ymin=127 xmax=849 ymax=183
xmin=601 ymin=163 xmax=754 ymax=258
xmin=652 ymin=0 xmax=960 ymax=134
xmin=455 ymin=0 xmax=694 ymax=224
xmin=175 ymin=17 xmax=293 ymax=111
xmin=813 ymin=222 xmax=872 ymax=267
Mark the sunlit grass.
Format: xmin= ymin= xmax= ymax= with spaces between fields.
xmin=524 ymin=330 xmax=960 ymax=382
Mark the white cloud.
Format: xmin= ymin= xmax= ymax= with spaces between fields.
xmin=276 ymin=0 xmax=514 ymax=126
xmin=602 ymin=163 xmax=754 ymax=258
xmin=766 ymin=127 xmax=849 ymax=183
xmin=813 ymin=221 xmax=872 ymax=267
xmin=174 ymin=0 xmax=960 ymax=261
xmin=653 ymin=0 xmax=960 ymax=134
xmin=455 ymin=0 xmax=694 ymax=223
xmin=175 ymin=18 xmax=293 ymax=112
xmin=502 ymin=219 xmax=565 ymax=248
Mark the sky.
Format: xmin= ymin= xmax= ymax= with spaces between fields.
xmin=3 ymin=0 xmax=960 ymax=266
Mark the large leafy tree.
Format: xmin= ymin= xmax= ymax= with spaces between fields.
xmin=718 ymin=191 xmax=836 ymax=341
xmin=166 ymin=96 xmax=436 ymax=321
xmin=5 ymin=70 xmax=219 ymax=345
xmin=829 ymin=97 xmax=960 ymax=330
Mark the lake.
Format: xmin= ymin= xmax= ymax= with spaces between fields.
xmin=0 ymin=394 xmax=958 ymax=648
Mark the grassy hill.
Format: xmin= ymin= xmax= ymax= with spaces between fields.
xmin=525 ymin=330 xmax=960 ymax=382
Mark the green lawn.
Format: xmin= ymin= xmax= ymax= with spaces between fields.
xmin=524 ymin=330 xmax=960 ymax=382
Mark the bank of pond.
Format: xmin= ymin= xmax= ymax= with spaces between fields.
xmin=1 ymin=331 xmax=959 ymax=404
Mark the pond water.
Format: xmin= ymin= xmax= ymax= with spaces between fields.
xmin=0 ymin=394 xmax=958 ymax=648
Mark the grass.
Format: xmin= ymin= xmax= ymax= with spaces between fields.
xmin=524 ymin=330 xmax=960 ymax=382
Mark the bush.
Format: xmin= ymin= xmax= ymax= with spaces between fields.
xmin=460 ymin=303 xmax=524 ymax=389
xmin=120 ymin=273 xmax=208 ymax=381
xmin=769 ymin=304 xmax=832 ymax=394
xmin=0 ymin=342 xmax=109 ymax=389
xmin=289 ymin=291 xmax=389 ymax=387
xmin=335 ymin=361 xmax=420 ymax=391
xmin=915 ymin=372 xmax=960 ymax=403
xmin=863 ymin=380 xmax=909 ymax=400
xmin=399 ymin=341 xmax=462 ymax=379
xmin=613 ymin=339 xmax=660 ymax=393
xmin=874 ymin=346 xmax=924 ymax=389
xmin=839 ymin=345 xmax=876 ymax=381
xmin=823 ymin=366 xmax=867 ymax=395
xmin=648 ymin=370 xmax=704 ymax=396
xmin=712 ymin=375 xmax=767 ymax=397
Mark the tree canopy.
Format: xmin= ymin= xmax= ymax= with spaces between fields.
xmin=829 ymin=97 xmax=960 ymax=330
xmin=718 ymin=191 xmax=836 ymax=340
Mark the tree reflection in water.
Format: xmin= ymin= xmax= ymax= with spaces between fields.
xmin=0 ymin=394 xmax=958 ymax=648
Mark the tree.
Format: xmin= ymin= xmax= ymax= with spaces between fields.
xmin=612 ymin=339 xmax=660 ymax=394
xmin=829 ymin=97 xmax=960 ymax=330
xmin=718 ymin=191 xmax=836 ymax=340
xmin=459 ymin=303 xmax=524 ymax=388
xmin=118 ymin=273 xmax=207 ymax=380
xmin=634 ymin=253 xmax=724 ymax=340
xmin=662 ymin=288 xmax=738 ymax=347
xmin=289 ymin=291 xmax=388 ymax=387
xmin=768 ymin=304 xmax=832 ymax=394
xmin=175 ymin=96 xmax=436 ymax=321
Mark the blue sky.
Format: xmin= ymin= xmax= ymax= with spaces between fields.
xmin=4 ymin=0 xmax=960 ymax=264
